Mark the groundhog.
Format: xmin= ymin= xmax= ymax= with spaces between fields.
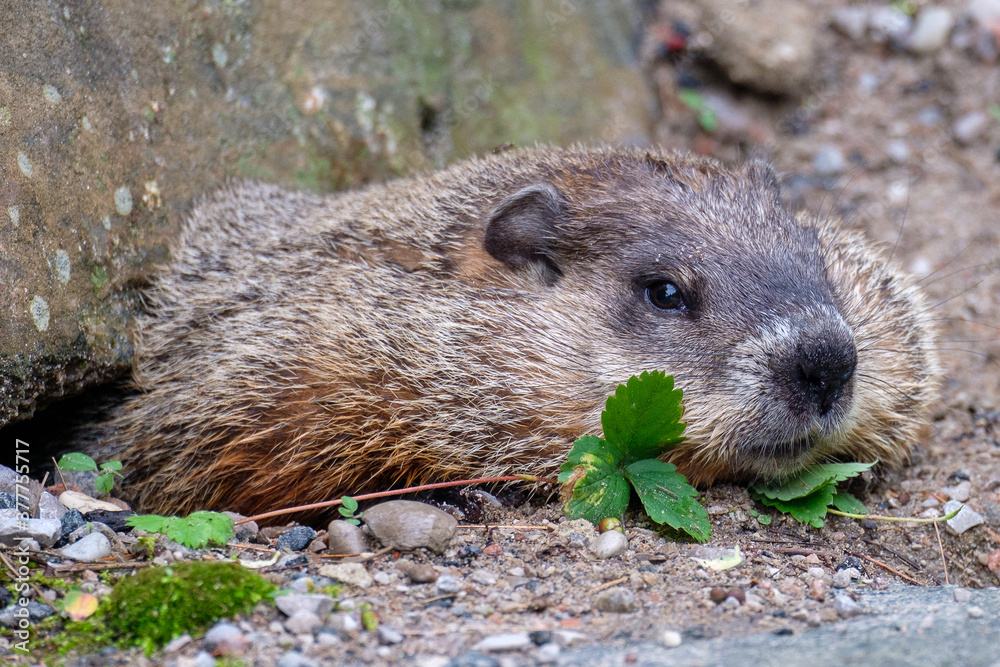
xmin=89 ymin=146 xmax=939 ymax=519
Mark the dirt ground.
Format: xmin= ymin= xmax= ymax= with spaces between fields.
xmin=4 ymin=1 xmax=999 ymax=665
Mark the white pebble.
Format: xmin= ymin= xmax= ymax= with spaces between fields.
xmin=907 ymin=7 xmax=954 ymax=54
xmin=114 ymin=186 xmax=133 ymax=216
xmin=660 ymin=630 xmax=682 ymax=647
xmin=953 ymin=111 xmax=988 ymax=146
xmin=29 ymin=296 xmax=50 ymax=332
xmin=17 ymin=152 xmax=32 ymax=178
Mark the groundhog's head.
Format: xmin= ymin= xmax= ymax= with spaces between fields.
xmin=479 ymin=148 xmax=939 ymax=485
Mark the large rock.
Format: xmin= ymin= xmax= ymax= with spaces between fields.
xmin=0 ymin=0 xmax=652 ymax=431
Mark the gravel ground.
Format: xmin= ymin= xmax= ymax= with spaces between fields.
xmin=2 ymin=1 xmax=999 ymax=665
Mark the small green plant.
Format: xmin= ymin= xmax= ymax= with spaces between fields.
xmin=750 ymin=462 xmax=875 ymax=528
xmin=104 ymin=561 xmax=276 ymax=654
xmin=56 ymin=452 xmax=123 ymax=496
xmin=558 ymin=371 xmax=711 ymax=542
xmin=338 ymin=495 xmax=362 ymax=525
xmin=127 ymin=511 xmax=235 ymax=549
xmin=678 ymin=89 xmax=718 ymax=134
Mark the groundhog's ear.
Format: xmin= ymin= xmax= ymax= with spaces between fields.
xmin=484 ymin=184 xmax=566 ymax=279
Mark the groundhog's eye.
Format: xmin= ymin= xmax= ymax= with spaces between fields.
xmin=645 ymin=281 xmax=686 ymax=311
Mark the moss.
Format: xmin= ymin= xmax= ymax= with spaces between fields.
xmin=105 ymin=562 xmax=276 ymax=654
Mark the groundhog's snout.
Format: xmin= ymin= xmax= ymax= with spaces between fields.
xmin=792 ymin=330 xmax=857 ymax=419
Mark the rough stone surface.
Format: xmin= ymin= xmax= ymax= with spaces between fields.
xmin=317 ymin=562 xmax=374 ymax=589
xmin=594 ymin=586 xmax=636 ymax=613
xmin=327 ymin=519 xmax=368 ymax=555
xmin=0 ymin=0 xmax=653 ymax=430
xmin=58 ymin=531 xmax=112 ymax=561
xmin=275 ymin=594 xmax=335 ymax=618
xmin=0 ymin=517 xmax=61 ymax=547
xmin=363 ymin=500 xmax=458 ymax=553
xmin=944 ymin=500 xmax=984 ymax=534
xmin=203 ymin=621 xmax=247 ymax=655
xmin=284 ymin=610 xmax=322 ymax=635
xmin=590 ymin=530 xmax=628 ymax=559
xmin=702 ymin=0 xmax=817 ymax=96
xmin=472 ymin=632 xmax=532 ymax=652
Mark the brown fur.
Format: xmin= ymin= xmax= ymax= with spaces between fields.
xmin=89 ymin=146 xmax=939 ymax=519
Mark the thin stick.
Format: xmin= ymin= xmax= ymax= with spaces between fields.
xmin=933 ymin=520 xmax=949 ymax=585
xmin=456 ymin=524 xmax=552 ymax=531
xmin=0 ymin=551 xmax=55 ymax=609
xmin=592 ymin=576 xmax=628 ymax=592
xmin=848 ymin=551 xmax=925 ymax=586
xmin=238 ymin=475 xmax=555 ymax=525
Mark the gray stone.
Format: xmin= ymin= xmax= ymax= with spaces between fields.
xmin=377 ymin=625 xmax=404 ymax=644
xmin=469 ymin=569 xmax=497 ymax=586
xmin=953 ymin=588 xmax=972 ymax=603
xmin=832 ymin=568 xmax=860 ymax=589
xmin=284 ymin=610 xmax=322 ymax=635
xmin=435 ymin=574 xmax=463 ymax=596
xmin=660 ymin=630 xmax=683 ymax=647
xmin=317 ymin=562 xmax=373 ymax=589
xmin=0 ymin=601 xmax=55 ymax=627
xmin=449 ymin=653 xmax=502 ymax=667
xmin=814 ymin=146 xmax=846 ymax=176
xmin=869 ymin=7 xmax=913 ymax=44
xmin=275 ymin=594 xmax=335 ymax=618
xmin=327 ymin=520 xmax=368 ymax=555
xmin=325 ymin=612 xmax=360 ymax=638
xmin=193 ymin=651 xmax=217 ymax=667
xmin=0 ymin=517 xmax=61 ymax=548
xmin=276 ymin=651 xmax=317 ymax=667
xmin=906 ymin=7 xmax=955 ymax=54
xmin=830 ymin=7 xmax=870 ymax=41
xmin=203 ymin=622 xmax=247 ymax=655
xmin=472 ymin=632 xmax=532 ymax=652
xmin=953 ymin=111 xmax=989 ymax=145
xmin=58 ymin=532 xmax=111 ymax=561
xmin=590 ymin=530 xmax=628 ymax=559
xmin=886 ymin=139 xmax=910 ymax=165
xmin=703 ymin=0 xmax=817 ymax=96
xmin=834 ymin=592 xmax=864 ymax=618
xmin=595 ymin=586 xmax=636 ymax=613
xmin=944 ymin=480 xmax=972 ymax=503
xmin=162 ymin=633 xmax=193 ymax=654
xmin=363 ymin=500 xmax=457 ymax=553
xmin=276 ymin=525 xmax=316 ymax=552
xmin=402 ymin=562 xmax=439 ymax=584
xmin=944 ymin=500 xmax=984 ymax=534
xmin=533 ymin=642 xmax=562 ymax=663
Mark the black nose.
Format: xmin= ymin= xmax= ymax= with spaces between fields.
xmin=795 ymin=341 xmax=857 ymax=416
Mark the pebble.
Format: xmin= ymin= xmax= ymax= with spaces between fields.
xmin=326 ymin=612 xmax=360 ymax=638
xmin=284 ymin=610 xmax=322 ymax=635
xmin=373 ymin=570 xmax=393 ymax=585
xmin=953 ymin=588 xmax=972 ymax=603
xmin=886 ymin=139 xmax=910 ymax=164
xmin=362 ymin=500 xmax=457 ymax=553
xmin=660 ymin=629 xmax=683 ymax=647
xmin=402 ymin=562 xmax=439 ymax=583
xmin=162 ymin=634 xmax=193 ymax=654
xmin=472 ymin=632 xmax=532 ymax=652
xmin=0 ymin=492 xmax=13 ymax=509
xmin=953 ymin=111 xmax=988 ymax=145
xmin=57 ymin=509 xmax=86 ymax=545
xmin=967 ymin=605 xmax=985 ymax=618
xmin=595 ymin=586 xmax=636 ymax=613
xmin=275 ymin=594 xmax=335 ymax=617
xmin=203 ymin=622 xmax=247 ymax=654
xmin=0 ymin=602 xmax=55 ymax=627
xmin=553 ymin=519 xmax=594 ymax=543
xmin=276 ymin=651 xmax=317 ymax=667
xmin=834 ymin=592 xmax=864 ymax=618
xmin=377 ymin=625 xmax=404 ymax=644
xmin=907 ymin=7 xmax=954 ymax=54
xmin=590 ymin=530 xmax=628 ymax=559
xmin=469 ymin=569 xmax=497 ymax=586
xmin=832 ymin=568 xmax=860 ymax=588
xmin=317 ymin=562 xmax=374 ymax=589
xmin=327 ymin=520 xmax=368 ymax=554
xmin=532 ymin=642 xmax=561 ymax=663
xmin=944 ymin=500 xmax=984 ymax=534
xmin=814 ymin=146 xmax=846 ymax=175
xmin=435 ymin=574 xmax=462 ymax=595
xmin=944 ymin=480 xmax=972 ymax=503
xmin=449 ymin=652 xmax=501 ymax=667
xmin=551 ymin=630 xmax=588 ymax=647
xmin=59 ymin=532 xmax=112 ymax=561
xmin=811 ymin=579 xmax=827 ymax=601
xmin=193 ymin=650 xmax=216 ymax=667
xmin=58 ymin=490 xmax=123 ymax=514
xmin=0 ymin=517 xmax=61 ymax=548
xmin=277 ymin=526 xmax=316 ymax=551
xmin=869 ymin=6 xmax=912 ymax=44
xmin=831 ymin=7 xmax=869 ymax=42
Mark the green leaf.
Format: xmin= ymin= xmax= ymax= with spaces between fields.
xmin=625 ymin=459 xmax=710 ymax=542
xmin=341 ymin=495 xmax=359 ymax=513
xmin=56 ymin=453 xmax=99 ymax=473
xmin=752 ymin=462 xmax=876 ymax=501
xmin=127 ymin=511 xmax=234 ymax=549
xmin=94 ymin=473 xmax=114 ymax=496
xmin=756 ymin=484 xmax=836 ymax=528
xmin=831 ymin=490 xmax=868 ymax=515
xmin=559 ymin=435 xmax=631 ymax=524
xmin=99 ymin=460 xmax=123 ymax=472
xmin=601 ymin=371 xmax=685 ymax=462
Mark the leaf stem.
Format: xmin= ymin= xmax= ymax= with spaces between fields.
xmin=827 ymin=507 xmax=961 ymax=523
